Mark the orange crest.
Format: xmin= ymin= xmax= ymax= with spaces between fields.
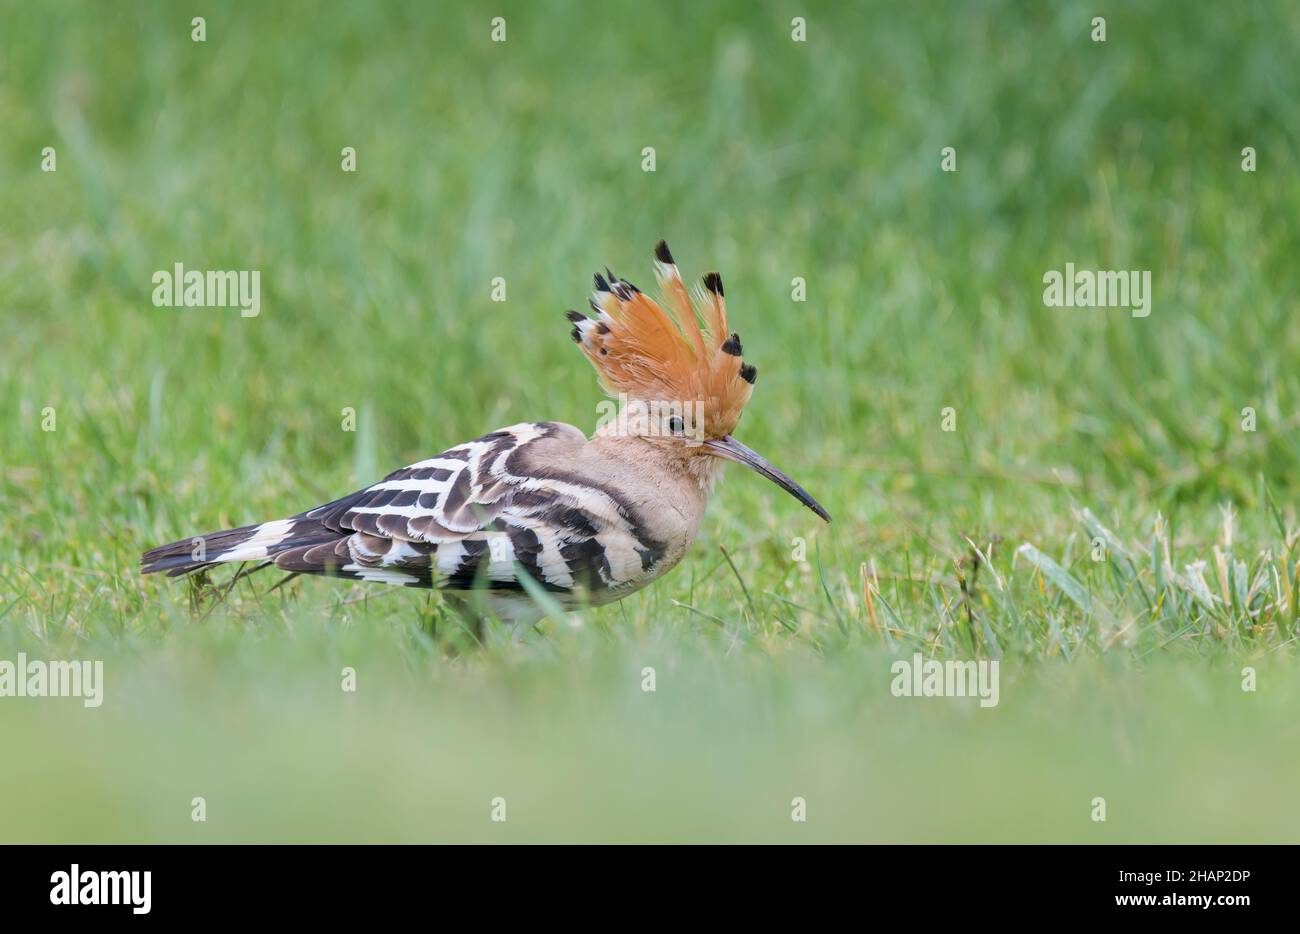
xmin=566 ymin=241 xmax=756 ymax=438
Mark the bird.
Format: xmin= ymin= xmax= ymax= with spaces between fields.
xmin=141 ymin=241 xmax=830 ymax=629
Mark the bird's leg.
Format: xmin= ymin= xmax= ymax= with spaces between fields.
xmin=509 ymin=619 xmax=533 ymax=646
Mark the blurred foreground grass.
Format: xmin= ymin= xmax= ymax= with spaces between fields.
xmin=3 ymin=621 xmax=1296 ymax=843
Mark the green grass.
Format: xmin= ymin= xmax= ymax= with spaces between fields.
xmin=2 ymin=0 xmax=1298 ymax=842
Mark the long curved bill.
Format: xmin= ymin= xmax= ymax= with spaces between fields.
xmin=704 ymin=435 xmax=831 ymax=523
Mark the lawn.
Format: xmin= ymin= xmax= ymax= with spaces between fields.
xmin=1 ymin=0 xmax=1298 ymax=842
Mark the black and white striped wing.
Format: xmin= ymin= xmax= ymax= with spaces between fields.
xmin=273 ymin=421 xmax=664 ymax=594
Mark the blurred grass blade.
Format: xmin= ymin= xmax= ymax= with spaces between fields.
xmin=1017 ymin=543 xmax=1091 ymax=613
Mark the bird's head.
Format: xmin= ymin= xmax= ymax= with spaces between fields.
xmin=567 ymin=241 xmax=830 ymax=523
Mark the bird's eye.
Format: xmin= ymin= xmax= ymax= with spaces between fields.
xmin=667 ymin=416 xmax=685 ymax=435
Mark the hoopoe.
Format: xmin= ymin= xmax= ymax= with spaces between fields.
xmin=142 ymin=241 xmax=830 ymax=625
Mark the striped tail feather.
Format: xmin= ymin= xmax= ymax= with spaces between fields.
xmin=140 ymin=515 xmax=341 ymax=577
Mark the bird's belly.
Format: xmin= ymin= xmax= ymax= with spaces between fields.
xmin=439 ymin=528 xmax=691 ymax=621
